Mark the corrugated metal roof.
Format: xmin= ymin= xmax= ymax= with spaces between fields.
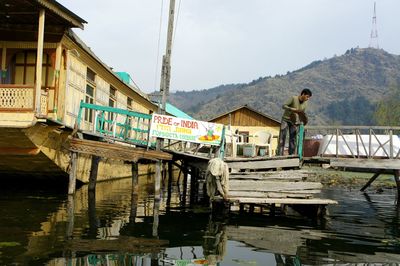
xmin=166 ymin=103 xmax=193 ymax=119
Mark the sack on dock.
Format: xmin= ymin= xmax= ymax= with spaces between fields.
xmin=206 ymin=158 xmax=229 ymax=200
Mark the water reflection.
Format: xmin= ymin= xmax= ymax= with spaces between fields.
xmin=0 ymin=175 xmax=400 ymax=265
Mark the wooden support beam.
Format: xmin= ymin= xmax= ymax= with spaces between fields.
xmin=360 ymin=171 xmax=382 ymax=192
xmin=395 ymin=170 xmax=400 ymax=200
xmin=68 ymin=152 xmax=77 ymax=195
xmin=88 ymin=155 xmax=100 ymax=191
xmin=35 ymin=9 xmax=45 ymax=115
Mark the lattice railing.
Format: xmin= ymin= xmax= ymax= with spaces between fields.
xmin=0 ymin=85 xmax=34 ymax=110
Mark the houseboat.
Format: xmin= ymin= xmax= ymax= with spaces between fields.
xmin=0 ymin=0 xmax=159 ymax=182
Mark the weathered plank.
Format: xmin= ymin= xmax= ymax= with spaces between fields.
xmin=228 ymin=197 xmax=338 ymax=205
xmin=228 ymin=191 xmax=317 ymax=199
xmin=228 ymin=158 xmax=300 ymax=170
xmin=330 ymin=158 xmax=400 ymax=170
xmin=229 ymin=180 xmax=322 ymax=192
xmin=229 ymin=175 xmax=303 ymax=181
xmin=225 ymin=155 xmax=298 ymax=162
xmin=67 ymin=138 xmax=172 ymax=162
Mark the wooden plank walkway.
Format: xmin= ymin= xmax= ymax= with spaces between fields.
xmin=219 ymin=157 xmax=338 ymax=211
xmin=225 ymin=169 xmax=337 ymax=206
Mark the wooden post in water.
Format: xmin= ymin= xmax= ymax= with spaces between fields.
xmin=132 ymin=162 xmax=139 ymax=195
xmin=155 ymin=160 xmax=162 ymax=200
xmin=88 ymin=155 xmax=100 ymax=191
xmin=166 ymin=161 xmax=173 ymax=210
xmin=190 ymin=167 xmax=197 ymax=205
xmin=130 ymin=162 xmax=139 ymax=224
xmin=88 ymin=190 xmax=97 ymax=238
xmin=152 ymin=198 xmax=161 ymax=237
xmin=182 ymin=163 xmax=188 ymax=207
xmin=66 ymin=194 xmax=75 ymax=239
xmin=68 ymin=152 xmax=77 ymax=195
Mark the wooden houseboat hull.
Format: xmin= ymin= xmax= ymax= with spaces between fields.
xmin=0 ymin=123 xmax=154 ymax=182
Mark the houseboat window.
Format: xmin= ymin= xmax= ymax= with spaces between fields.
xmin=11 ymin=51 xmax=52 ymax=87
xmin=86 ymin=68 xmax=96 ymax=84
xmin=108 ymin=86 xmax=117 ymax=130
xmin=84 ymin=85 xmax=94 ymax=123
xmin=127 ymin=97 xmax=133 ymax=110
xmin=109 ymin=86 xmax=117 ymax=106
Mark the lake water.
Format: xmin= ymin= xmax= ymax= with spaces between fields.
xmin=0 ymin=175 xmax=399 ymax=265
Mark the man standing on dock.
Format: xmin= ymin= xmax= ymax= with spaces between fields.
xmin=277 ymin=88 xmax=312 ymax=156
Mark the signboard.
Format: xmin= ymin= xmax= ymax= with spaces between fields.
xmin=149 ymin=114 xmax=224 ymax=146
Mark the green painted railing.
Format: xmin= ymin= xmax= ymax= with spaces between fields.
xmin=76 ymin=100 xmax=153 ymax=146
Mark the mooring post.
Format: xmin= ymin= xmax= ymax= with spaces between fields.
xmin=88 ymin=155 xmax=100 ymax=191
xmin=68 ymin=152 xmax=77 ymax=195
xmin=360 ymin=171 xmax=382 ymax=192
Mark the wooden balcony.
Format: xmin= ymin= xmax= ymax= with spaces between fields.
xmin=0 ymin=84 xmax=50 ymax=127
xmin=0 ymin=84 xmax=35 ymax=111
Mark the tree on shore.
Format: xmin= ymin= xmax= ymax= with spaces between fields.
xmin=373 ymin=85 xmax=400 ymax=126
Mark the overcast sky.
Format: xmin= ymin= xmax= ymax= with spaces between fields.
xmin=58 ymin=0 xmax=400 ymax=93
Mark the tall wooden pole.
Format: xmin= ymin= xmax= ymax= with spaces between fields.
xmin=35 ymin=9 xmax=45 ymax=116
xmin=155 ymin=0 xmax=176 ymax=201
xmin=160 ymin=0 xmax=176 ymax=114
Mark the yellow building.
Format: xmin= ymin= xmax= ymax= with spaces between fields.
xmin=208 ymin=105 xmax=281 ymax=156
xmin=0 ymin=0 xmax=158 ymax=181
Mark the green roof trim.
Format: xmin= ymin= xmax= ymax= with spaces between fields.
xmin=166 ymin=103 xmax=193 ymax=119
xmin=115 ymin=72 xmax=131 ymax=85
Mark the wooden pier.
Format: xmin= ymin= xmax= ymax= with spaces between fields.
xmin=218 ymin=156 xmax=338 ymax=217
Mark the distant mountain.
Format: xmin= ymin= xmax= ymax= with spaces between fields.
xmin=169 ymin=48 xmax=400 ymax=125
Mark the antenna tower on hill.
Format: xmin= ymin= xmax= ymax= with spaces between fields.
xmin=369 ymin=2 xmax=379 ymax=49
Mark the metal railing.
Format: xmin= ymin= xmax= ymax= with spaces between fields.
xmin=76 ymin=101 xmax=153 ymax=146
xmin=304 ymin=126 xmax=400 ymax=159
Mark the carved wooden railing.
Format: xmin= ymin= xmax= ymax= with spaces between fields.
xmin=0 ymin=85 xmax=35 ymax=111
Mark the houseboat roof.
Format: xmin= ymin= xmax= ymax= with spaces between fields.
xmin=209 ymin=105 xmax=281 ymax=124
xmin=3 ymin=0 xmax=87 ymax=29
xmin=66 ymin=29 xmax=154 ymax=105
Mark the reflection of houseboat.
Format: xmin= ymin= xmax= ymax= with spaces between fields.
xmin=0 ymin=1 xmax=158 ymax=182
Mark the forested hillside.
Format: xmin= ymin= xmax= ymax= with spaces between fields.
xmin=169 ymin=48 xmax=400 ymax=125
